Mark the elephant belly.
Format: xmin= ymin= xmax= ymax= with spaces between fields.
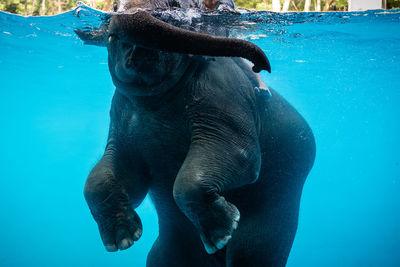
xmin=242 ymin=88 xmax=316 ymax=203
xmin=136 ymin=113 xmax=192 ymax=223
xmin=259 ymin=89 xmax=316 ymax=179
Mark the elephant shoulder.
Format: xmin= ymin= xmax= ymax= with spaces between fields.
xmin=196 ymin=57 xmax=253 ymax=91
xmin=187 ymin=57 xmax=259 ymax=119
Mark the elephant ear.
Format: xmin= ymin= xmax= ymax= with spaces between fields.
xmin=74 ymin=26 xmax=108 ymax=47
xmin=109 ymin=11 xmax=271 ymax=73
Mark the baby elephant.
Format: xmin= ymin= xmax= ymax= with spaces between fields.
xmin=79 ymin=0 xmax=315 ymax=266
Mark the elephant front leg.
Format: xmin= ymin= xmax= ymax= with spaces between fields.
xmin=173 ymin=137 xmax=261 ymax=254
xmin=84 ymin=145 xmax=149 ymax=252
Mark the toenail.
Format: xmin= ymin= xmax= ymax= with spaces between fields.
xmin=105 ymin=244 xmax=118 ymax=252
xmin=133 ymin=229 xmax=142 ymax=240
xmin=233 ymin=221 xmax=238 ymax=229
xmin=205 ymin=245 xmax=217 ymax=254
xmin=119 ymin=238 xmax=133 ymax=250
xmin=216 ymin=235 xmax=232 ymax=249
xmin=216 ymin=242 xmax=225 ymax=249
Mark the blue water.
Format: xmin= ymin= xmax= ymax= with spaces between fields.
xmin=1 ymin=5 xmax=399 ymax=266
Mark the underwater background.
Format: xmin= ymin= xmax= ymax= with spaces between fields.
xmin=0 ymin=5 xmax=399 ymax=266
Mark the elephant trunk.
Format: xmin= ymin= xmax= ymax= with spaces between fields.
xmin=109 ymin=11 xmax=271 ymax=73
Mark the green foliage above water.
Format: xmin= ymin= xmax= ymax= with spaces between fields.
xmin=388 ymin=0 xmax=400 ymax=9
xmin=0 ymin=0 xmax=105 ymax=16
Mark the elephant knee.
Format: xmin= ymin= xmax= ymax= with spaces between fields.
xmin=173 ymin=176 xmax=200 ymax=207
xmin=231 ymin=143 xmax=262 ymax=185
xmin=84 ymin=165 xmax=120 ymax=213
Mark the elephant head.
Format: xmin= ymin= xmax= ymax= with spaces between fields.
xmin=76 ymin=0 xmax=270 ymax=96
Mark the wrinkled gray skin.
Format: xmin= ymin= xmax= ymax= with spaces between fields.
xmin=80 ymin=0 xmax=316 ymax=266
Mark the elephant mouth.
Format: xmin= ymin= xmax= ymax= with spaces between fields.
xmin=113 ymin=39 xmax=190 ymax=91
xmin=124 ymin=45 xmax=160 ymax=72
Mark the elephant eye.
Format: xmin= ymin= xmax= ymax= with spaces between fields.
xmin=113 ymin=3 xmax=118 ymax=11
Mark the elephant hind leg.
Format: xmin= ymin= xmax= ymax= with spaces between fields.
xmin=146 ymin=233 xmax=226 ymax=267
xmin=225 ymin=169 xmax=308 ymax=267
xmin=226 ymin=220 xmax=298 ymax=267
xmin=225 ymin=199 xmax=301 ymax=266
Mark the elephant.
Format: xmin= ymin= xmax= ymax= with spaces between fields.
xmin=77 ymin=0 xmax=316 ymax=266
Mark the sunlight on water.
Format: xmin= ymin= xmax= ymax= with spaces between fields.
xmin=0 ymin=5 xmax=399 ymax=266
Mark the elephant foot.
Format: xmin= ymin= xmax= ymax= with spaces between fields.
xmin=93 ymin=205 xmax=143 ymax=252
xmin=197 ymin=196 xmax=240 ymax=254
